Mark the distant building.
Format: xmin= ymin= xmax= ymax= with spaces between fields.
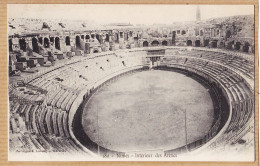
xmin=196 ymin=6 xmax=201 ymax=22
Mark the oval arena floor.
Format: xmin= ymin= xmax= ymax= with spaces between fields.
xmin=82 ymin=70 xmax=214 ymax=152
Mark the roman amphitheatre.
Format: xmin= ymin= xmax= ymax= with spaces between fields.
xmin=8 ymin=7 xmax=255 ymax=159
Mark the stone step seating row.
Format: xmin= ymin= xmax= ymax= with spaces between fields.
xmin=38 ymin=107 xmax=70 ymax=138
xmin=10 ymin=132 xmax=82 ymax=153
xmin=226 ymin=59 xmax=254 ymax=79
xmin=9 ymin=102 xmax=82 ymax=152
xmin=168 ymin=49 xmax=254 ymax=79
xmin=175 ymin=57 xmax=242 ymax=88
xmin=46 ymin=87 xmax=78 ymax=112
xmin=192 ymin=51 xmax=254 ymax=79
xmin=225 ymin=84 xmax=253 ymax=134
xmin=9 ymin=86 xmax=45 ymax=104
xmin=225 ymin=115 xmax=254 ymax=145
xmin=29 ymin=65 xmax=75 ymax=88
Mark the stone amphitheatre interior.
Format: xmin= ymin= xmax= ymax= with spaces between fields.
xmin=8 ymin=5 xmax=255 ymax=161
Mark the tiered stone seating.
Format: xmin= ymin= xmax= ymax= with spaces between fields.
xmin=164 ymin=50 xmax=254 ymax=149
xmin=9 ymin=47 xmax=254 ymax=154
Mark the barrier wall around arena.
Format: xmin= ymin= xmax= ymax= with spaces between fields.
xmin=69 ymin=64 xmax=231 ymax=155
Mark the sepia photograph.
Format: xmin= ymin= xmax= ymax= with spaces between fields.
xmin=6 ymin=4 xmax=256 ymax=162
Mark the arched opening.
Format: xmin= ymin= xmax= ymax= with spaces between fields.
xmin=195 ymin=40 xmax=200 ymax=47
xmin=181 ymin=30 xmax=186 ymax=35
xmin=93 ymin=50 xmax=99 ymax=53
xmin=81 ymin=35 xmax=85 ymax=39
xmin=120 ymin=32 xmax=123 ymax=38
xmin=151 ymin=40 xmax=159 ymax=46
xmin=162 ymin=41 xmax=168 ymax=46
xmin=9 ymin=39 xmax=13 ymax=52
xmin=211 ymin=40 xmax=218 ymax=48
xmin=55 ymin=37 xmax=60 ymax=50
xmin=65 ymin=36 xmax=70 ymax=46
xmin=227 ymin=41 xmax=234 ymax=49
xmin=243 ymin=42 xmax=250 ymax=53
xmin=204 ymin=39 xmax=209 ymax=47
xmin=44 ymin=38 xmax=50 ymax=48
xmin=226 ymin=30 xmax=231 ymax=38
xmin=186 ymin=40 xmax=192 ymax=46
xmin=105 ymin=34 xmax=109 ymax=42
xmin=235 ymin=42 xmax=241 ymax=50
xmin=91 ymin=34 xmax=95 ymax=39
xmin=32 ymin=37 xmax=39 ymax=53
xmin=75 ymin=36 xmax=81 ymax=49
xmin=172 ymin=31 xmax=176 ymax=45
xmin=129 ymin=31 xmax=133 ymax=37
xmin=19 ymin=39 xmax=26 ymax=52
xmin=86 ymin=35 xmax=90 ymax=40
xmin=143 ymin=41 xmax=148 ymax=47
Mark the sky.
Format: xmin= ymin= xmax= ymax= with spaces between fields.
xmin=8 ymin=4 xmax=254 ymax=25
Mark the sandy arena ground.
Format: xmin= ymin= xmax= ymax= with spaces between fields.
xmin=82 ymin=70 xmax=214 ymax=152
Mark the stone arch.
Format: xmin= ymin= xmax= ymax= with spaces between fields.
xmin=195 ymin=40 xmax=200 ymax=47
xmin=143 ymin=41 xmax=148 ymax=47
xmin=162 ymin=40 xmax=168 ymax=46
xmin=105 ymin=34 xmax=109 ymax=42
xmin=186 ymin=40 xmax=192 ymax=46
xmin=211 ymin=40 xmax=218 ymax=48
xmin=19 ymin=38 xmax=26 ymax=52
xmin=75 ymin=36 xmax=81 ymax=49
xmin=181 ymin=30 xmax=186 ymax=35
xmin=226 ymin=41 xmax=234 ymax=49
xmin=151 ymin=40 xmax=159 ymax=46
xmin=86 ymin=35 xmax=90 ymax=40
xmin=235 ymin=42 xmax=241 ymax=50
xmin=81 ymin=35 xmax=85 ymax=39
xmin=55 ymin=37 xmax=60 ymax=50
xmin=44 ymin=37 xmax=50 ymax=48
xmin=120 ymin=32 xmax=123 ymax=38
xmin=9 ymin=39 xmax=13 ymax=52
xmin=93 ymin=49 xmax=99 ymax=53
xmin=243 ymin=42 xmax=250 ymax=53
xmin=32 ymin=37 xmax=39 ymax=53
xmin=129 ymin=31 xmax=133 ymax=37
xmin=65 ymin=36 xmax=70 ymax=46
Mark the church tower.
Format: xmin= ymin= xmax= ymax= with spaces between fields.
xmin=196 ymin=6 xmax=201 ymax=21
